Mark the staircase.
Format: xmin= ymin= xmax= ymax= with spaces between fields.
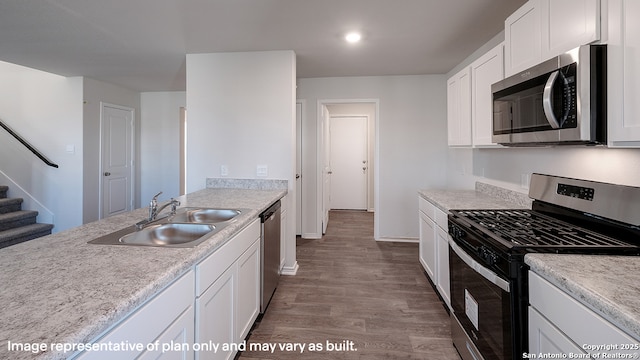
xmin=0 ymin=185 xmax=54 ymax=249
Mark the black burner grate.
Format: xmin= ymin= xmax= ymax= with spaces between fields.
xmin=455 ymin=209 xmax=635 ymax=249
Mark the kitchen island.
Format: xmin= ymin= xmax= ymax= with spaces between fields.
xmin=0 ymin=187 xmax=286 ymax=360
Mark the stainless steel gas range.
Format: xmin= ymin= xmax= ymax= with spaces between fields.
xmin=447 ymin=173 xmax=640 ymax=360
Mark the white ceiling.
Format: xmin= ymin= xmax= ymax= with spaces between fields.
xmin=0 ymin=0 xmax=527 ymax=92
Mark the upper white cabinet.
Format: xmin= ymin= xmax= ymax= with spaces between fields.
xmin=447 ymin=67 xmax=472 ymax=147
xmin=471 ymin=43 xmax=504 ymax=147
xmin=505 ymin=0 xmax=542 ymax=77
xmin=540 ymin=0 xmax=600 ymax=60
xmin=505 ymin=0 xmax=600 ymax=77
xmin=607 ymin=0 xmax=640 ymax=147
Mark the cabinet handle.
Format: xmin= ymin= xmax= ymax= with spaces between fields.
xmin=104 ymin=172 xmax=111 ymax=176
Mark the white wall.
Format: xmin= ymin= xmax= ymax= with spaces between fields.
xmin=139 ymin=91 xmax=186 ymax=204
xmin=0 ymin=61 xmax=83 ymax=232
xmin=186 ymin=50 xmax=297 ymax=271
xmin=297 ymin=75 xmax=448 ymax=240
xmin=82 ymin=77 xmax=141 ymax=223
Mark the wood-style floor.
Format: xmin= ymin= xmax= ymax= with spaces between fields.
xmin=239 ymin=210 xmax=461 ymax=359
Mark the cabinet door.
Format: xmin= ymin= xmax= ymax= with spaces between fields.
xmin=138 ymin=306 xmax=195 ymax=360
xmin=471 ymin=43 xmax=504 ymax=147
xmin=607 ymin=0 xmax=640 ymax=146
xmin=528 ymin=307 xmax=585 ymax=355
xmin=540 ymin=0 xmax=600 ymax=60
xmin=447 ymin=67 xmax=472 ymax=147
xmin=419 ymin=210 xmax=437 ymax=282
xmin=236 ymin=239 xmax=260 ymax=342
xmin=505 ymin=0 xmax=541 ymax=77
xmin=196 ymin=266 xmax=235 ymax=360
xmin=435 ymin=226 xmax=451 ymax=309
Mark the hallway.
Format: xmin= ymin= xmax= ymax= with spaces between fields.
xmin=239 ymin=210 xmax=460 ymax=359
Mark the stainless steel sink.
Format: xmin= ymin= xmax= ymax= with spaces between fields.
xmin=169 ymin=208 xmax=242 ymax=224
xmin=88 ymin=222 xmax=218 ymax=248
xmin=118 ymin=223 xmax=215 ymax=247
xmin=88 ymin=207 xmax=245 ymax=248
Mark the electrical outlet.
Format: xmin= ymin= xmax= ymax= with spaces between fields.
xmin=257 ymin=165 xmax=268 ymax=177
xmin=220 ymin=165 xmax=228 ymax=176
xmin=521 ymin=173 xmax=530 ymax=189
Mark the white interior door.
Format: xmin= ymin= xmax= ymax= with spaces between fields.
xmin=329 ymin=116 xmax=368 ymax=210
xmin=101 ymin=103 xmax=134 ymax=218
xmin=295 ymin=102 xmax=303 ymax=236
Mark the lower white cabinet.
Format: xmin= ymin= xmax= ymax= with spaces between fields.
xmin=195 ymin=219 xmax=261 ymax=360
xmin=418 ymin=196 xmax=451 ymax=309
xmin=528 ymin=271 xmax=638 ymax=357
xmin=74 ymin=271 xmax=196 ymax=360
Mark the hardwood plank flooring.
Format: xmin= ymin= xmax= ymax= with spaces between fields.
xmin=239 ymin=210 xmax=460 ymax=359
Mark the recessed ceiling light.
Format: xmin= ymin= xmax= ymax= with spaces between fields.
xmin=345 ymin=32 xmax=362 ymax=44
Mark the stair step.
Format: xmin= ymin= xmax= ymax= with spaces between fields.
xmin=0 ymin=210 xmax=38 ymax=232
xmin=0 ymin=197 xmax=24 ymax=214
xmin=0 ymin=223 xmax=54 ymax=249
xmin=0 ymin=185 xmax=7 ymax=199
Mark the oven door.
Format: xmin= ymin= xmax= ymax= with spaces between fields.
xmin=449 ymin=240 xmax=512 ymax=360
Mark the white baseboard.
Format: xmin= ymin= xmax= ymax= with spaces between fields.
xmin=301 ymin=233 xmax=322 ymax=239
xmin=375 ymin=237 xmax=419 ymax=243
xmin=280 ymin=261 xmax=299 ymax=276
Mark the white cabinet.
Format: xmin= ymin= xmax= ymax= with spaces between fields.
xmin=470 ymin=43 xmax=504 ymax=147
xmin=607 ymin=0 xmax=640 ymax=146
xmin=75 ymin=271 xmax=196 ymax=360
xmin=540 ymin=0 xmax=600 ymax=61
xmin=419 ymin=208 xmax=436 ymax=281
xmin=195 ymin=219 xmax=261 ymax=360
xmin=528 ymin=271 xmax=638 ymax=357
xmin=505 ymin=0 xmax=542 ymax=77
xmin=447 ymin=67 xmax=472 ymax=147
xmin=418 ymin=196 xmax=450 ymax=309
xmin=236 ymin=240 xmax=260 ymax=342
xmin=197 ymin=265 xmax=235 ymax=360
xmin=505 ymin=0 xmax=600 ymax=77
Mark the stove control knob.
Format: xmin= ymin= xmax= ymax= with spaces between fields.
xmin=478 ymin=247 xmax=498 ymax=266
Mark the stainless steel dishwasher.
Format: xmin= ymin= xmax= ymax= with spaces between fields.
xmin=260 ymin=200 xmax=281 ymax=313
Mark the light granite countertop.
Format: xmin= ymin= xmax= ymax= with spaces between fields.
xmin=418 ymin=181 xmax=532 ymax=212
xmin=526 ymin=254 xmax=640 ymax=341
xmin=0 ymin=187 xmax=286 ymax=360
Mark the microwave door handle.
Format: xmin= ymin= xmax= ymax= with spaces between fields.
xmin=543 ymin=70 xmax=561 ymax=129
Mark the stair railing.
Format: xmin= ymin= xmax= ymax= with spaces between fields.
xmin=0 ymin=118 xmax=59 ymax=168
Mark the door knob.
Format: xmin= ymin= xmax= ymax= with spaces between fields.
xmin=296 ymin=174 xmax=301 ymax=179
xmin=104 ymin=172 xmax=111 ymax=176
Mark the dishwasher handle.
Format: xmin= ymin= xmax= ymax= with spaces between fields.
xmin=260 ymin=200 xmax=281 ymax=223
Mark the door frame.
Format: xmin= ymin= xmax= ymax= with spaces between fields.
xmin=316 ymin=99 xmax=379 ymax=238
xmin=98 ymin=102 xmax=136 ymax=219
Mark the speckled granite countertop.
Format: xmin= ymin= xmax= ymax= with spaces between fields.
xmin=0 ymin=187 xmax=286 ymax=360
xmin=526 ymin=254 xmax=640 ymax=341
xmin=418 ymin=181 xmax=532 ymax=212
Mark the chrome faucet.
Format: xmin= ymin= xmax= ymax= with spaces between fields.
xmin=136 ymin=192 xmax=180 ymax=229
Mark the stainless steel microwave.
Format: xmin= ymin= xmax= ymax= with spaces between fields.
xmin=491 ymin=45 xmax=606 ymax=146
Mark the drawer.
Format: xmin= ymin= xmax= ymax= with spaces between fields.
xmin=196 ymin=219 xmax=260 ymax=297
xmin=418 ymin=196 xmax=435 ymax=219
xmin=434 ymin=207 xmax=449 ymax=230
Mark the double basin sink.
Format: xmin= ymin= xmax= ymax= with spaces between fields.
xmin=88 ymin=208 xmax=245 ymax=248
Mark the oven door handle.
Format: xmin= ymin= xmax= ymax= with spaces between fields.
xmin=450 ymin=240 xmax=510 ymax=292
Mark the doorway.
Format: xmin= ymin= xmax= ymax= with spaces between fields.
xmin=318 ymin=100 xmax=378 ymax=235
xmin=329 ymin=116 xmax=368 ymax=210
xmin=99 ymin=102 xmax=135 ymax=219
